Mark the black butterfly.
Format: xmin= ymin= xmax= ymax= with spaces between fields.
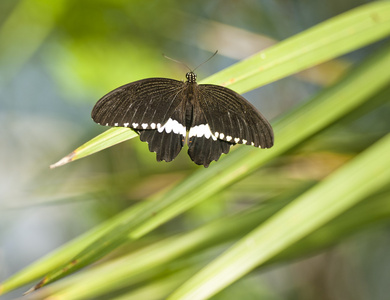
xmin=91 ymin=71 xmax=274 ymax=167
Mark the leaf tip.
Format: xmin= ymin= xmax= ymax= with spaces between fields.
xmin=23 ymin=276 xmax=48 ymax=295
xmin=50 ymin=152 xmax=76 ymax=169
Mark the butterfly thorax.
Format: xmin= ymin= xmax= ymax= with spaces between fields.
xmin=184 ymin=80 xmax=197 ymax=130
xmin=186 ymin=72 xmax=197 ymax=83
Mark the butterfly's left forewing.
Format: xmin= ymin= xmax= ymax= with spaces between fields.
xmin=92 ymin=78 xmax=185 ymax=128
xmin=91 ymin=78 xmax=187 ymax=162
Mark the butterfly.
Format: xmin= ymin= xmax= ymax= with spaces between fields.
xmin=91 ymin=68 xmax=274 ymax=167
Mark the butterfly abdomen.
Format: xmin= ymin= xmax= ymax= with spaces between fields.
xmin=184 ymin=82 xmax=196 ymax=130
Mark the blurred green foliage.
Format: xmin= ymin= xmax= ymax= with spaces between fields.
xmin=0 ymin=0 xmax=389 ymax=300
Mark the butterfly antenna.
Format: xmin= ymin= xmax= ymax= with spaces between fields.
xmin=193 ymin=50 xmax=218 ymax=72
xmin=162 ymin=54 xmax=192 ymax=71
xmin=163 ymin=50 xmax=218 ymax=72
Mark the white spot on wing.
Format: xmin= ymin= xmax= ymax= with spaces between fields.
xmin=234 ymin=137 xmax=240 ymax=143
xmin=132 ymin=123 xmax=139 ymax=128
xmin=251 ymin=142 xmax=254 ymax=146
xmin=124 ymin=123 xmax=129 ymax=127
xmin=151 ymin=123 xmax=156 ymax=129
xmin=158 ymin=118 xmax=186 ymax=136
xmin=105 ymin=123 xmax=109 ymax=126
xmin=242 ymin=139 xmax=247 ymax=144
xmin=226 ymin=136 xmax=232 ymax=142
xmin=219 ymin=133 xmax=224 ymax=139
xmin=114 ymin=123 xmax=118 ymax=126
xmin=142 ymin=123 xmax=148 ymax=129
xmin=189 ymin=124 xmax=217 ymax=140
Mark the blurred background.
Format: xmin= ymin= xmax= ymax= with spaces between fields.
xmin=1 ymin=0 xmax=389 ymax=299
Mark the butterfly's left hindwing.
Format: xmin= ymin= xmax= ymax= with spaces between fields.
xmin=139 ymin=110 xmax=185 ymax=162
xmin=91 ymin=78 xmax=187 ymax=162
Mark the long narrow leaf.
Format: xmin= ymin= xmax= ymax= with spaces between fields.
xmin=168 ymin=133 xmax=390 ymax=300
xmin=206 ymin=1 xmax=390 ymax=93
xmin=50 ymin=128 xmax=137 ymax=168
xmin=31 ymin=187 xmax=390 ymax=299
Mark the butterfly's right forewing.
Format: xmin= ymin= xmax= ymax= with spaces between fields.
xmin=197 ymin=84 xmax=274 ymax=149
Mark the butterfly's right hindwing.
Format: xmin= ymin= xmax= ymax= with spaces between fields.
xmin=187 ymin=104 xmax=231 ymax=167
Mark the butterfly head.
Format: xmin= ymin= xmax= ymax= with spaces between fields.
xmin=186 ymin=72 xmax=197 ymax=83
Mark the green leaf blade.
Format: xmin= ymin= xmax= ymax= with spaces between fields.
xmin=205 ymin=1 xmax=390 ymax=93
xmin=50 ymin=128 xmax=137 ymax=168
xmin=167 ymin=133 xmax=390 ymax=300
